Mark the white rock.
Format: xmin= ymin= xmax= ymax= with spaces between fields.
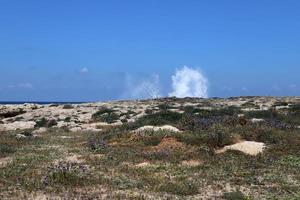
xmin=216 ymin=141 xmax=266 ymax=156
xmin=135 ymin=125 xmax=181 ymax=133
xmin=251 ymin=118 xmax=265 ymax=123
xmin=16 ymin=133 xmax=27 ymax=139
xmin=69 ymin=127 xmax=82 ymax=132
xmin=32 ymin=127 xmax=47 ymax=134
xmin=82 ymin=127 xmax=102 ymax=132
xmin=0 ymin=121 xmax=36 ymax=131
xmin=237 ymin=114 xmax=245 ymax=117
xmin=275 ymin=106 xmax=289 ymax=110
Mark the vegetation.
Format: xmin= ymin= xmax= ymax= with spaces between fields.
xmin=35 ymin=118 xmax=57 ymax=128
xmin=62 ymin=104 xmax=74 ymax=109
xmin=0 ymin=109 xmax=26 ymax=118
xmin=1 ymin=100 xmax=300 ymax=199
xmin=92 ymin=107 xmax=119 ymax=123
xmin=223 ymin=191 xmax=248 ymax=200
xmin=134 ymin=110 xmax=183 ymax=126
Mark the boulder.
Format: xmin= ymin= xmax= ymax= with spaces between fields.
xmin=135 ymin=125 xmax=181 ymax=133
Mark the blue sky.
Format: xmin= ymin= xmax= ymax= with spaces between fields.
xmin=0 ymin=0 xmax=299 ymax=101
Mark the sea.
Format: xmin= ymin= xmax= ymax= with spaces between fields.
xmin=0 ymin=101 xmax=87 ymax=105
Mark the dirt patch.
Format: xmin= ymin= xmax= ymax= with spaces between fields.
xmin=0 ymin=157 xmax=12 ymax=168
xmin=89 ymin=154 xmax=105 ymax=160
xmin=181 ymin=160 xmax=202 ymax=167
xmin=135 ymin=161 xmax=151 ymax=168
xmin=153 ymin=137 xmax=186 ymax=151
xmin=54 ymin=154 xmax=85 ymax=165
xmin=65 ymin=154 xmax=84 ymax=163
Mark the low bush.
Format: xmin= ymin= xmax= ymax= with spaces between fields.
xmin=92 ymin=108 xmax=119 ymax=123
xmin=35 ymin=118 xmax=57 ymax=128
xmin=180 ymin=114 xmax=240 ymax=131
xmin=272 ymin=102 xmax=289 ymax=107
xmin=88 ymin=137 xmax=109 ymax=153
xmin=64 ymin=117 xmax=71 ymax=122
xmin=288 ymin=104 xmax=300 ymax=112
xmin=62 ymin=104 xmax=74 ymax=109
xmin=244 ymin=109 xmax=277 ymax=119
xmin=205 ymin=128 xmax=234 ymax=148
xmin=134 ymin=111 xmax=183 ymax=126
xmin=0 ymin=144 xmax=16 ymax=157
xmin=241 ymin=102 xmax=260 ymax=109
xmin=183 ymin=106 xmax=241 ymax=117
xmin=42 ymin=161 xmax=90 ymax=186
xmin=0 ymin=109 xmax=26 ymax=118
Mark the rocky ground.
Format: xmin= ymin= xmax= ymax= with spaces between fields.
xmin=0 ymin=96 xmax=300 ymax=199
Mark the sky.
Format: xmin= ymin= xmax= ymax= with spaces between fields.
xmin=0 ymin=0 xmax=299 ymax=101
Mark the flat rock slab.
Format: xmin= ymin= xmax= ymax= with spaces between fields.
xmin=0 ymin=121 xmax=36 ymax=131
xmin=216 ymin=141 xmax=266 ymax=156
xmin=135 ymin=125 xmax=181 ymax=133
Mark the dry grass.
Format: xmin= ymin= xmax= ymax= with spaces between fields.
xmin=1 ymin=101 xmax=300 ymax=199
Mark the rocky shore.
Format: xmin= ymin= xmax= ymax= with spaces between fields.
xmin=1 ymin=96 xmax=299 ymax=133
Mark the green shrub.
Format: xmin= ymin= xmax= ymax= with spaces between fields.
xmin=203 ymin=125 xmax=234 ymax=148
xmin=0 ymin=109 xmax=26 ymax=118
xmin=288 ymin=104 xmax=300 ymax=112
xmin=245 ymin=110 xmax=277 ymax=119
xmin=35 ymin=118 xmax=57 ymax=128
xmin=183 ymin=106 xmax=241 ymax=117
xmin=158 ymin=103 xmax=174 ymax=110
xmin=0 ymin=144 xmax=15 ymax=157
xmin=64 ymin=117 xmax=71 ymax=122
xmin=35 ymin=118 xmax=48 ymax=127
xmin=241 ymin=102 xmax=260 ymax=109
xmin=92 ymin=108 xmax=119 ymax=123
xmin=272 ymin=102 xmax=289 ymax=107
xmin=62 ymin=104 xmax=74 ymax=109
xmin=135 ymin=111 xmax=182 ymax=126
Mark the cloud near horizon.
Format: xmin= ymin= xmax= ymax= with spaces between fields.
xmin=80 ymin=67 xmax=89 ymax=74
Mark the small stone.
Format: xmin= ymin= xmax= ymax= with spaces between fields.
xmin=251 ymin=118 xmax=265 ymax=123
xmin=16 ymin=133 xmax=27 ymax=139
xmin=70 ymin=127 xmax=82 ymax=132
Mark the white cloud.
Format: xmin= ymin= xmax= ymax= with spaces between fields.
xmin=272 ymin=85 xmax=281 ymax=91
xmin=222 ymin=86 xmax=232 ymax=91
xmin=169 ymin=66 xmax=208 ymax=98
xmin=241 ymin=86 xmax=248 ymax=91
xmin=124 ymin=74 xmax=161 ymax=99
xmin=6 ymin=83 xmax=33 ymax=89
xmin=80 ymin=67 xmax=89 ymax=73
xmin=18 ymin=83 xmax=33 ymax=89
